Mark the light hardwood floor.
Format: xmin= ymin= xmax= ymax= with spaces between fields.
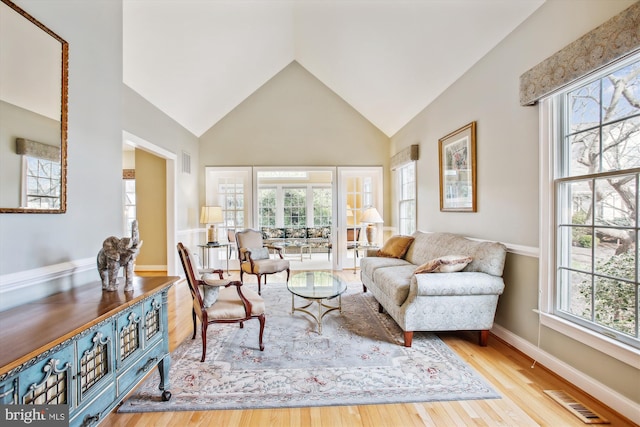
xmin=105 ymin=270 xmax=637 ymax=427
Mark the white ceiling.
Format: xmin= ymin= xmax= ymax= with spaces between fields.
xmin=123 ymin=0 xmax=544 ymax=138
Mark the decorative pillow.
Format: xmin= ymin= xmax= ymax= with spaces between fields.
xmin=377 ymin=235 xmax=415 ymax=259
xmin=285 ymin=227 xmax=306 ymax=239
xmin=248 ymin=246 xmax=270 ymax=260
xmin=306 ymin=227 xmax=323 ymax=239
xmin=415 ymin=255 xmax=473 ymax=274
xmin=202 ymin=285 xmax=220 ymax=308
xmin=262 ymin=227 xmax=284 ymax=239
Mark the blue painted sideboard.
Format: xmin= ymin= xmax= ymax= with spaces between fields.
xmin=0 ymin=276 xmax=178 ymax=426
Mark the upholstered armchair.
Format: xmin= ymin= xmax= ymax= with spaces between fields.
xmin=236 ymin=229 xmax=290 ymax=295
xmin=177 ymin=243 xmax=265 ymax=362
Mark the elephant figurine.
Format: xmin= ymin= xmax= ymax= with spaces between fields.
xmin=97 ymin=220 xmax=143 ymax=292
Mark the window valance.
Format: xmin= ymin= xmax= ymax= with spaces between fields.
xmin=519 ymin=1 xmax=640 ymax=106
xmin=15 ymin=138 xmax=60 ymax=161
xmin=391 ymin=144 xmax=419 ymax=169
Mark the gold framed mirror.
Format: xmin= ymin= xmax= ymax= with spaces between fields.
xmin=0 ymin=0 xmax=68 ymax=213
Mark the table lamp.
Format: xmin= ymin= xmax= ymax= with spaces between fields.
xmin=200 ymin=206 xmax=223 ymax=244
xmin=360 ymin=207 xmax=383 ymax=245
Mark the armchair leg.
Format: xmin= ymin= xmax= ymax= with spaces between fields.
xmin=257 ymin=276 xmax=262 ymax=295
xmin=286 ymin=268 xmax=290 ymax=283
xmin=403 ymin=331 xmax=413 ymax=347
xmin=378 ymin=303 xmax=384 ymax=313
xmin=200 ymin=323 xmax=208 ymax=362
xmin=479 ymin=330 xmax=489 ymax=346
xmin=191 ymin=309 xmax=197 ymax=340
xmin=258 ymin=314 xmax=265 ymax=351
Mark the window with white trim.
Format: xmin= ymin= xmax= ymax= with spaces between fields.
xmin=397 ymin=162 xmax=416 ymax=236
xmin=283 ymin=187 xmax=306 ymax=227
xmin=23 ymin=156 xmax=61 ymax=209
xmin=258 ymin=187 xmax=276 ymax=227
xmin=218 ymin=176 xmax=246 ymax=230
xmin=313 ymin=187 xmax=332 ymax=227
xmin=550 ymin=54 xmax=639 ymax=349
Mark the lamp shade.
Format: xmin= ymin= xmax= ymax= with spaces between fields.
xmin=360 ymin=207 xmax=383 ymax=224
xmin=200 ymin=206 xmax=223 ymax=224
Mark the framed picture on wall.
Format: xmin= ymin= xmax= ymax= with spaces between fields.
xmin=438 ymin=121 xmax=477 ymax=212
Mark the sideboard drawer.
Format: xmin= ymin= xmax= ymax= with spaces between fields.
xmin=116 ymin=339 xmax=164 ymax=397
xmin=69 ymin=380 xmax=116 ymax=427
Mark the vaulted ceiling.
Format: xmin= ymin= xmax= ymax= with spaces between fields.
xmin=123 ymin=0 xmax=544 ymax=138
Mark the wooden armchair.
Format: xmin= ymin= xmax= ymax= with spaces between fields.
xmin=177 ymin=242 xmax=265 ymax=362
xmin=235 ymin=229 xmax=290 ymax=295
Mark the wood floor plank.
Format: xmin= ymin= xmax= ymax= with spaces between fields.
xmin=103 ymin=270 xmax=637 ymax=427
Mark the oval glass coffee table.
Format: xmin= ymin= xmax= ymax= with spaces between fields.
xmin=287 ymin=271 xmax=348 ymax=334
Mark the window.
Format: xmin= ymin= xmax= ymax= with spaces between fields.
xmin=258 ymin=187 xmax=276 ymax=227
xmin=283 ymin=187 xmax=306 ymax=227
xmin=24 ymin=156 xmax=61 ymax=209
xmin=218 ymin=176 xmax=245 ymax=229
xmin=123 ymin=179 xmax=136 ymax=235
xmin=397 ymin=162 xmax=416 ymax=235
xmin=313 ymin=187 xmax=332 ymax=226
xmin=551 ymin=55 xmax=639 ymax=349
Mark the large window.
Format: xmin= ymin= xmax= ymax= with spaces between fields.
xmin=552 ymin=55 xmax=639 ymax=349
xmin=283 ymin=188 xmax=307 ymax=227
xmin=258 ymin=187 xmax=276 ymax=227
xmin=313 ymin=188 xmax=332 ymax=226
xmin=397 ymin=162 xmax=416 ymax=235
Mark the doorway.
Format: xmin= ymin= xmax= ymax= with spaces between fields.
xmin=122 ymin=130 xmax=177 ymax=275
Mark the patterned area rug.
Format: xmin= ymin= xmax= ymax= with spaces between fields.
xmin=119 ymin=281 xmax=500 ymax=412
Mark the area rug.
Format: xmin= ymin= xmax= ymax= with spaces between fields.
xmin=118 ymin=281 xmax=500 ymax=412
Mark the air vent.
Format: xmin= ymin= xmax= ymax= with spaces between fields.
xmin=182 ymin=151 xmax=191 ymax=174
xmin=544 ymin=390 xmax=610 ymax=424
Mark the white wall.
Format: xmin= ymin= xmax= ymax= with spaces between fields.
xmin=0 ymin=0 xmax=123 ymax=308
xmin=390 ymin=0 xmax=639 ymax=412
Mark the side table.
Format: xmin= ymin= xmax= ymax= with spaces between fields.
xmin=197 ymin=243 xmax=230 ymax=275
xmin=353 ymin=243 xmax=379 ymax=273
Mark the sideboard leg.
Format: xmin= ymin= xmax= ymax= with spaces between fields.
xmin=157 ymin=355 xmax=171 ymax=391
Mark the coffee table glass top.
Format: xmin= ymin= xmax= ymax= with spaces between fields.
xmin=288 ymin=271 xmax=347 ymax=300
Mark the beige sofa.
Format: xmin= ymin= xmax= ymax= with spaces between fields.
xmin=360 ymin=231 xmax=507 ymax=347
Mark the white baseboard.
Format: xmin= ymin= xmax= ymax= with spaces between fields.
xmin=134 ymin=265 xmax=168 ymax=272
xmin=491 ymin=324 xmax=639 ymax=424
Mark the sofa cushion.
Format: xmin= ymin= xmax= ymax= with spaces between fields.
xmin=415 ymin=255 xmax=473 ymax=274
xmin=377 ymin=235 xmax=414 ymax=259
xmin=406 ymin=231 xmax=506 ymax=276
xmin=372 ymin=265 xmax=417 ymax=306
xmin=361 ymin=256 xmax=412 ymax=279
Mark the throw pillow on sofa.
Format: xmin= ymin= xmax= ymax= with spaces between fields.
xmin=415 ymin=255 xmax=473 ymax=274
xmin=377 ymin=235 xmax=415 ymax=259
